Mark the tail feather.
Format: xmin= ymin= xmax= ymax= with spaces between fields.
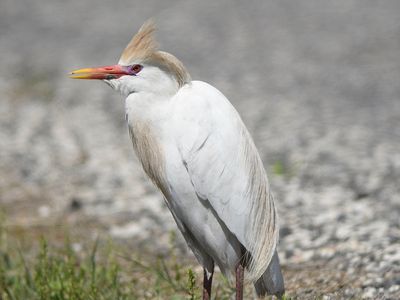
xmin=254 ymin=250 xmax=285 ymax=298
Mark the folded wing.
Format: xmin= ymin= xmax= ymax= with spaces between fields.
xmin=176 ymin=81 xmax=279 ymax=282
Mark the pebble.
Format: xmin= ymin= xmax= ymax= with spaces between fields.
xmin=362 ymin=287 xmax=377 ymax=299
xmin=389 ymin=285 xmax=400 ymax=293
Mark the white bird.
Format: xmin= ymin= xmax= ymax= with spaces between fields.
xmin=70 ymin=20 xmax=284 ymax=299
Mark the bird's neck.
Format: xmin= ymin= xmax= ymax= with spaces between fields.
xmin=125 ymin=91 xmax=173 ymax=129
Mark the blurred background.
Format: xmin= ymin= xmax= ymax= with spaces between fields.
xmin=0 ymin=0 xmax=399 ymax=298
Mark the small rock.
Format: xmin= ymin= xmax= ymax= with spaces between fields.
xmin=389 ymin=285 xmax=400 ymax=293
xmin=72 ymin=243 xmax=82 ymax=253
xmin=69 ymin=197 xmax=82 ymax=212
xmin=362 ymin=287 xmax=377 ymax=299
xmin=38 ymin=205 xmax=50 ymax=217
xmin=280 ymin=226 xmax=292 ymax=238
xmin=110 ymin=221 xmax=146 ymax=238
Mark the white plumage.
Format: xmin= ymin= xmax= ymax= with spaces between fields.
xmin=70 ymin=20 xmax=284 ymax=299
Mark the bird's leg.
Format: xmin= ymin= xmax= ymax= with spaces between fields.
xmin=235 ymin=263 xmax=244 ymax=300
xmin=203 ymin=263 xmax=214 ymax=300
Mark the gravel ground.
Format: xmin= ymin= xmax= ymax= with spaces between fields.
xmin=1 ymin=1 xmax=399 ymax=299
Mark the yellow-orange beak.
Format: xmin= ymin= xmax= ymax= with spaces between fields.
xmin=69 ymin=64 xmax=130 ymax=80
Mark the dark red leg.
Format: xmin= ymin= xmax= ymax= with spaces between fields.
xmin=203 ymin=264 xmax=214 ymax=300
xmin=236 ymin=264 xmax=244 ymax=300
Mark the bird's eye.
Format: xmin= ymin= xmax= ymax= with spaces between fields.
xmin=130 ymin=64 xmax=143 ymax=74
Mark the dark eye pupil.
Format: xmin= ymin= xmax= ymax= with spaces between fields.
xmin=131 ymin=65 xmax=142 ymax=73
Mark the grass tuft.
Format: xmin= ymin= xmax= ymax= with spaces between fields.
xmin=186 ymin=268 xmax=197 ymax=300
xmin=0 ymin=217 xmax=243 ymax=300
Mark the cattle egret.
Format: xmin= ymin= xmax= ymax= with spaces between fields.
xmin=70 ymin=20 xmax=285 ymax=299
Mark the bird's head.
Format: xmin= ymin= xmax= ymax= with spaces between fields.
xmin=70 ymin=20 xmax=190 ymax=97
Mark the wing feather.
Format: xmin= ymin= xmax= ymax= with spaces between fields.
xmin=175 ymin=81 xmax=279 ymax=281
